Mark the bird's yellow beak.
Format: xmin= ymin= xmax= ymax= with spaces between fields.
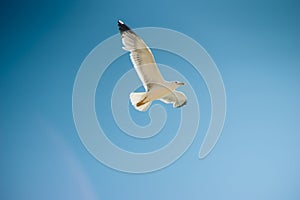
xmin=178 ymin=82 xmax=185 ymax=86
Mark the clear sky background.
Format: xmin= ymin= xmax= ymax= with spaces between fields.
xmin=1 ymin=0 xmax=300 ymax=199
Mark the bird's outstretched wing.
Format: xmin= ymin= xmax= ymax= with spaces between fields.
xmin=160 ymin=90 xmax=187 ymax=108
xmin=118 ymin=20 xmax=164 ymax=91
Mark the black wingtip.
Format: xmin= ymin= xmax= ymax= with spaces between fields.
xmin=118 ymin=20 xmax=131 ymax=33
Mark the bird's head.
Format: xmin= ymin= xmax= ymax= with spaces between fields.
xmin=173 ymin=81 xmax=185 ymax=89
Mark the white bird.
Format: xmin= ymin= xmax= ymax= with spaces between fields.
xmin=118 ymin=20 xmax=187 ymax=112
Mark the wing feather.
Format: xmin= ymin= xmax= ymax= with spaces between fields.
xmin=160 ymin=90 xmax=187 ymax=108
xmin=118 ymin=20 xmax=164 ymax=90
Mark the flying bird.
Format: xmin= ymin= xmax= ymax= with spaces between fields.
xmin=118 ymin=20 xmax=187 ymax=112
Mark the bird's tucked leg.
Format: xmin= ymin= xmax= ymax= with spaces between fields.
xmin=129 ymin=92 xmax=152 ymax=112
xmin=136 ymin=97 xmax=148 ymax=107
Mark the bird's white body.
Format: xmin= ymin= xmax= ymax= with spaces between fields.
xmin=118 ymin=20 xmax=187 ymax=112
xmin=129 ymin=82 xmax=174 ymax=111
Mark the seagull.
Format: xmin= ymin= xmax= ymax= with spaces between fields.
xmin=118 ymin=20 xmax=187 ymax=112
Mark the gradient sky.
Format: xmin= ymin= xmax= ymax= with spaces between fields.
xmin=1 ymin=0 xmax=300 ymax=199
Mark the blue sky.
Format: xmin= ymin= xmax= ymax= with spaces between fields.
xmin=1 ymin=0 xmax=300 ymax=199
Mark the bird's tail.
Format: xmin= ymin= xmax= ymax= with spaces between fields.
xmin=129 ymin=92 xmax=151 ymax=112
